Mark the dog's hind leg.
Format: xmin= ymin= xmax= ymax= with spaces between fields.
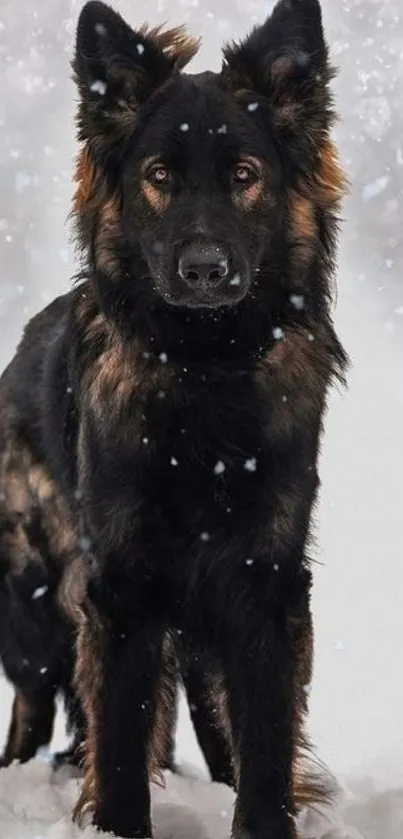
xmin=0 ymin=550 xmax=72 ymax=767
xmin=0 ymin=685 xmax=56 ymax=767
xmin=180 ymin=645 xmax=235 ymax=788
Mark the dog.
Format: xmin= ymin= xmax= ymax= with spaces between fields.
xmin=0 ymin=1 xmax=348 ymax=836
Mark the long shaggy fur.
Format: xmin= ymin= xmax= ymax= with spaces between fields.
xmin=0 ymin=2 xmax=347 ymax=838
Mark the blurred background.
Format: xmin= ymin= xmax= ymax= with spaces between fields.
xmin=0 ymin=0 xmax=402 ymax=824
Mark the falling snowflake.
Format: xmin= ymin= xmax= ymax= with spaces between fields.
xmin=200 ymin=532 xmax=210 ymax=542
xmin=245 ymin=558 xmax=254 ymax=566
xmin=229 ymin=274 xmax=241 ymax=286
xmin=217 ymin=124 xmax=227 ymax=134
xmin=32 ymin=585 xmax=48 ymax=600
xmin=170 ymin=457 xmax=178 ymax=466
xmin=136 ymin=43 xmax=145 ymax=56
xmin=362 ymin=175 xmax=390 ymax=201
xmin=180 ymin=123 xmax=190 ymax=132
xmin=90 ymin=80 xmax=107 ymax=96
xmin=244 ymin=457 xmax=257 ymax=472
xmin=247 ymin=102 xmax=259 ymax=112
xmin=214 ymin=461 xmax=225 ymax=475
xmin=159 ymin=352 xmax=168 ymax=363
xmin=290 ymin=294 xmax=304 ymax=310
xmin=79 ymin=535 xmax=92 ymax=552
xmin=272 ymin=327 xmax=284 ymax=340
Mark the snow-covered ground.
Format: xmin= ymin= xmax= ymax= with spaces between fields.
xmin=1 ymin=0 xmax=402 ymax=837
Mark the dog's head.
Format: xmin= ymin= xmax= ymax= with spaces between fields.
xmin=73 ymin=0 xmax=343 ymax=314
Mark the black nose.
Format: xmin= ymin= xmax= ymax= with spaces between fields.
xmin=178 ymin=242 xmax=229 ymax=287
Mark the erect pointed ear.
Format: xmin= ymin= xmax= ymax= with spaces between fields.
xmin=73 ymin=1 xmax=199 ymax=155
xmin=222 ymin=0 xmax=334 ymax=168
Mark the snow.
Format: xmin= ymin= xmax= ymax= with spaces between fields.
xmin=213 ymin=460 xmax=225 ymax=475
xmin=243 ymin=457 xmax=257 ymax=472
xmin=1 ymin=0 xmax=403 ymax=837
xmin=290 ymin=294 xmax=305 ymax=310
xmin=31 ymin=585 xmax=48 ymax=600
xmin=90 ymin=80 xmax=107 ymax=96
xmin=361 ymin=175 xmax=390 ymax=201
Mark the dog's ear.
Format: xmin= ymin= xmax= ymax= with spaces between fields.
xmin=222 ymin=0 xmax=333 ymax=167
xmin=73 ymin=2 xmax=197 ymax=154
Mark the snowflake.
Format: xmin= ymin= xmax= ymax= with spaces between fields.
xmin=229 ymin=274 xmax=241 ymax=286
xmin=200 ymin=531 xmax=210 ymax=542
xmin=159 ymin=352 xmax=168 ymax=363
xmin=214 ymin=461 xmax=225 ymax=475
xmin=272 ymin=327 xmax=284 ymax=340
xmin=32 ymin=585 xmax=48 ymax=600
xmin=136 ymin=43 xmax=145 ymax=56
xmin=290 ymin=294 xmax=304 ymax=310
xmin=90 ymin=79 xmax=107 ymax=96
xmin=180 ymin=123 xmax=190 ymax=132
xmin=244 ymin=457 xmax=257 ymax=472
xmin=170 ymin=457 xmax=178 ymax=466
xmin=217 ymin=124 xmax=227 ymax=134
xmin=79 ymin=535 xmax=92 ymax=552
xmin=247 ymin=102 xmax=259 ymax=112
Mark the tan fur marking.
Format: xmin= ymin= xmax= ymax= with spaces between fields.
xmin=148 ymin=633 xmax=178 ymax=783
xmin=234 ymin=180 xmax=264 ymax=211
xmin=289 ymin=610 xmax=333 ymax=814
xmin=72 ymin=147 xmax=100 ymax=215
xmin=288 ymin=191 xmax=317 ymax=267
xmin=7 ymin=693 xmax=35 ymax=756
xmin=0 ymin=441 xmax=77 ymax=572
xmin=140 ymin=23 xmax=200 ymax=70
xmin=315 ymin=141 xmax=347 ymax=211
xmin=73 ymin=607 xmax=104 ymax=824
xmin=141 ymin=180 xmax=170 ymax=214
xmin=290 ymin=193 xmax=317 ymax=241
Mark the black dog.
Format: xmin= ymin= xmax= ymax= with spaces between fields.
xmin=0 ymin=1 xmax=347 ymax=836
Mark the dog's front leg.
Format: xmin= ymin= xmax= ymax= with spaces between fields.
xmin=217 ymin=563 xmax=311 ymax=839
xmin=73 ymin=569 xmax=165 ymax=839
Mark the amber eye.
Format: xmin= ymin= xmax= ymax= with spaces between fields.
xmin=232 ymin=162 xmax=257 ymax=186
xmin=148 ymin=165 xmax=171 ymax=187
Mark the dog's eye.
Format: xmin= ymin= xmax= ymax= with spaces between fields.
xmin=232 ymin=163 xmax=257 ymax=186
xmin=148 ymin=165 xmax=171 ymax=187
